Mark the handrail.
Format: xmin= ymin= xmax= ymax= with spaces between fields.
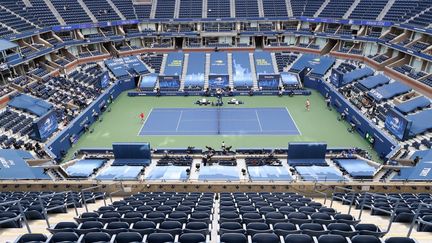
xmin=330 ymin=186 xmax=357 ymax=214
xmin=81 ymin=185 xmax=107 ymax=212
xmin=0 ymin=200 xmax=31 ymax=233
xmin=81 ymin=182 xmax=123 ymax=212
xmin=358 ymin=192 xmax=401 ymax=233
xmin=407 ymin=202 xmax=432 ymax=237
xmin=38 ymin=191 xmax=79 ymax=228
xmin=108 ymin=182 xmax=125 ymax=203
xmin=313 ymin=182 xmax=328 ymax=205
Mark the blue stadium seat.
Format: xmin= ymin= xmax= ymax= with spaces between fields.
xmin=385 ymin=237 xmax=416 ymax=243
xmin=318 ymin=234 xmax=349 ymax=243
xmin=179 ymin=233 xmax=206 ymax=243
xmin=113 ymin=232 xmax=143 ymax=243
xmin=252 ymin=233 xmax=280 ymax=243
xmin=14 ymin=233 xmax=47 ymax=243
xmin=284 ymin=234 xmax=314 ymax=243
xmin=220 ymin=233 xmax=247 ymax=243
xmin=351 ymin=235 xmax=382 ymax=243
xmin=47 ymin=232 xmax=80 ymax=243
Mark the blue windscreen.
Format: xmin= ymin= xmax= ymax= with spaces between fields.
xmin=112 ymin=142 xmax=151 ymax=160
xmin=288 ymin=142 xmax=327 ymax=160
xmin=210 ymin=52 xmax=228 ymax=75
xmin=232 ymin=52 xmax=253 ymax=87
xmin=184 ymin=52 xmax=205 ymax=87
xmin=209 ymin=52 xmax=229 ymax=88
xmin=164 ymin=53 xmax=184 ymax=76
xmin=254 ymin=52 xmax=275 ymax=75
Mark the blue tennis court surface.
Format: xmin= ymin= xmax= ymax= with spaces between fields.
xmin=139 ymin=107 xmax=300 ymax=136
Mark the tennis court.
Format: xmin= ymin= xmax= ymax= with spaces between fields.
xmin=139 ymin=107 xmax=300 ymax=136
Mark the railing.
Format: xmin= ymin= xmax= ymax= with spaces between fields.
xmin=37 ymin=191 xmax=79 ymax=228
xmin=330 ymin=186 xmax=357 ymax=214
xmin=313 ymin=182 xmax=329 ymax=205
xmin=0 ymin=200 xmax=31 ymax=233
xmin=407 ymin=202 xmax=432 ymax=237
xmin=81 ymin=185 xmax=108 ymax=212
xmin=108 ymin=182 xmax=125 ymax=203
xmin=81 ymin=182 xmax=124 ymax=212
xmin=358 ymin=192 xmax=401 ymax=233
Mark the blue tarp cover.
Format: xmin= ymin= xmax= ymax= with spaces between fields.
xmin=342 ymin=67 xmax=374 ymax=85
xmin=96 ymin=166 xmax=143 ymax=180
xmin=358 ymin=74 xmax=390 ymax=90
xmin=65 ymin=159 xmax=105 ymax=178
xmin=368 ymin=82 xmax=411 ymax=102
xmin=198 ymin=165 xmax=239 ymax=181
xmin=0 ymin=39 xmax=18 ymax=52
xmin=290 ymin=54 xmax=335 ymax=77
xmin=0 ymin=149 xmax=50 ymax=180
xmin=392 ymin=149 xmax=432 ymax=181
xmin=296 ymin=165 xmax=346 ymax=181
xmin=8 ymin=94 xmax=52 ymax=117
xmin=407 ymin=109 xmax=432 ymax=136
xmin=395 ymin=96 xmax=431 ymax=114
xmin=248 ymin=165 xmax=292 ymax=181
xmin=146 ymin=166 xmax=189 ymax=180
xmin=333 ymin=159 xmax=376 ymax=178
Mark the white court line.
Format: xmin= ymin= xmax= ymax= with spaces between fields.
xmin=137 ymin=108 xmax=153 ymax=137
xmin=175 ymin=110 xmax=183 ymax=132
xmin=255 ymin=110 xmax=263 ymax=132
xmin=285 ymin=107 xmax=302 ymax=136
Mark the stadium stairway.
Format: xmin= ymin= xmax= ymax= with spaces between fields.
xmin=285 ymin=0 xmax=293 ymax=17
xmin=106 ymin=0 xmax=127 ymax=20
xmin=249 ymin=53 xmax=258 ymax=90
xmin=314 ymin=0 xmax=331 ymax=18
xmin=270 ymin=52 xmax=279 ymax=74
xmin=377 ymin=0 xmax=396 ymax=21
xmin=404 ymin=6 xmax=432 ymax=25
xmin=343 ymin=0 xmax=361 ymax=19
xmin=42 ymin=0 xmax=66 ymax=25
xmin=229 ymin=0 xmax=235 ymax=18
xmin=257 ymin=0 xmax=264 ymax=18
xmin=174 ymin=0 xmax=180 ymax=19
xmin=201 ymin=0 xmax=207 ymax=18
xmin=227 ymin=53 xmax=234 ymax=89
xmin=149 ymin=0 xmax=157 ymax=19
xmin=180 ymin=53 xmax=189 ymax=91
xmin=204 ymin=53 xmax=211 ymax=90
xmin=77 ymin=0 xmax=98 ymax=23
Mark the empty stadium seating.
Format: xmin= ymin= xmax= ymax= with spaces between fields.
xmin=206 ymin=0 xmax=230 ymax=18
xmin=5 ymin=191 xmax=420 ymax=243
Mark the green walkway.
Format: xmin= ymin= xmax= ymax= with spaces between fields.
xmin=64 ymin=90 xmax=378 ymax=161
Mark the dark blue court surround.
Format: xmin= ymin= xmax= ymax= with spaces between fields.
xmin=139 ymin=107 xmax=300 ymax=136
